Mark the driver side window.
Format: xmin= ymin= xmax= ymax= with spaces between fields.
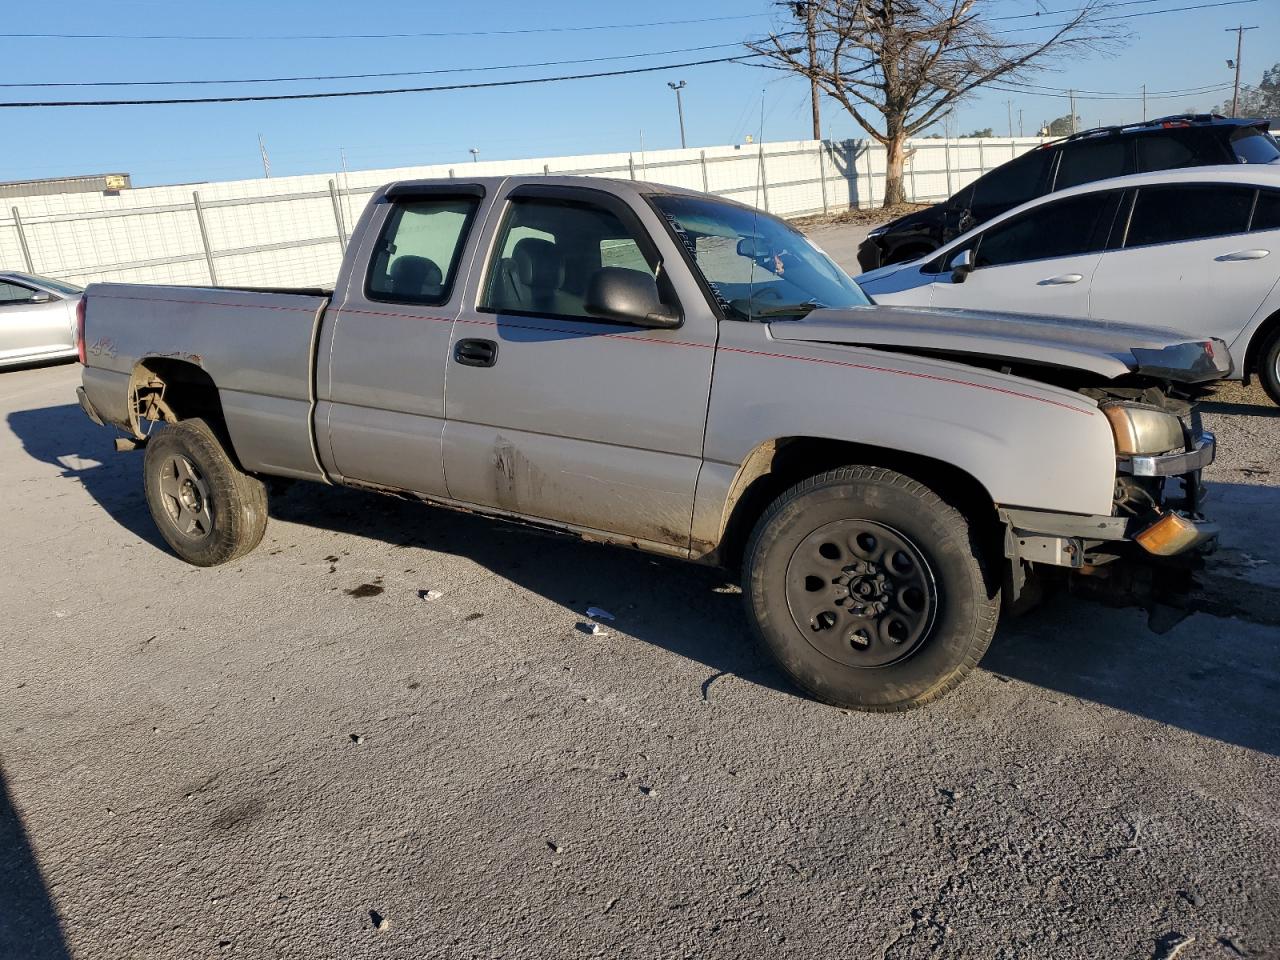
xmin=480 ymin=197 xmax=658 ymax=322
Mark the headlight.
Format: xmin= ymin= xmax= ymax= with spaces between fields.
xmin=1101 ymin=403 xmax=1185 ymax=456
xmin=866 ymin=226 xmax=888 ymax=238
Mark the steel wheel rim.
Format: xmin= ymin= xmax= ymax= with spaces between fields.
xmin=784 ymin=519 xmax=938 ymax=668
xmin=157 ymin=454 xmax=214 ymax=540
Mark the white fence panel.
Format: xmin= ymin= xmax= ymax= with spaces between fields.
xmin=0 ymin=136 xmax=1048 ymax=287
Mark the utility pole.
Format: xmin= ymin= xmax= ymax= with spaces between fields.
xmin=667 ymin=80 xmax=688 ymax=149
xmin=1018 ymin=109 xmax=1024 ymax=137
xmin=1225 ymin=24 xmax=1258 ymax=118
xmin=257 ymin=133 xmax=270 ymax=178
xmin=1068 ymin=90 xmax=1077 ymax=133
xmin=804 ymin=0 xmax=821 ymax=140
xmin=1141 ymin=84 xmax=1147 ymax=122
xmin=1006 ymin=100 xmax=1014 ymax=138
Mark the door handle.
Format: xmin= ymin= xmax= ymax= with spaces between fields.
xmin=1216 ymin=249 xmax=1270 ymax=262
xmin=1039 ymin=273 xmax=1083 ymax=285
xmin=454 ymin=338 xmax=498 ymax=368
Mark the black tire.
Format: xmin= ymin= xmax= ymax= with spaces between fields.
xmin=142 ymin=418 xmax=268 ymax=566
xmin=743 ymin=466 xmax=999 ymax=712
xmin=1257 ymin=327 xmax=1280 ymax=407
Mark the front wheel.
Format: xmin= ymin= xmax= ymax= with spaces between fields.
xmin=142 ymin=418 xmax=268 ymax=566
xmin=743 ymin=466 xmax=999 ymax=711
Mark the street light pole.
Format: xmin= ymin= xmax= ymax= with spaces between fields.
xmin=668 ymin=80 xmax=687 ymax=149
xmin=1226 ymin=24 xmax=1258 ymax=118
xmin=469 ymin=148 xmax=480 ymax=163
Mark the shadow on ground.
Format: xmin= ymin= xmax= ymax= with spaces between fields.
xmin=10 ymin=402 xmax=1280 ymax=756
xmin=0 ymin=768 xmax=70 ymax=959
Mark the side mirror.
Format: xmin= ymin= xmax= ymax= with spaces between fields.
xmin=736 ymin=236 xmax=774 ymax=260
xmin=584 ymin=267 xmax=681 ymax=329
xmin=29 ymin=291 xmax=53 ymax=303
xmin=950 ymin=248 xmax=975 ymax=284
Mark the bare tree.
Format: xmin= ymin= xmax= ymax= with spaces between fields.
xmin=750 ymin=0 xmax=1120 ymax=206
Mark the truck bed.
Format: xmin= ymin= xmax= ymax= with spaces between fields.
xmin=80 ymin=282 xmax=330 ymax=480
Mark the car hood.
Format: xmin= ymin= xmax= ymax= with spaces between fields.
xmin=767 ymin=304 xmax=1232 ymax=383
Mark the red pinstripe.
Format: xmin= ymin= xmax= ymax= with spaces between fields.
xmin=91 ymin=293 xmax=1094 ymax=416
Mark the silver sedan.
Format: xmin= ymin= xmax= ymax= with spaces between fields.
xmin=0 ymin=271 xmax=83 ymax=369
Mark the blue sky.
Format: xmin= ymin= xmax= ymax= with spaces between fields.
xmin=4 ymin=0 xmax=1277 ymax=186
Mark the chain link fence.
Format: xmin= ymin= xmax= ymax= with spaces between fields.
xmin=0 ymin=136 xmax=1046 ymax=289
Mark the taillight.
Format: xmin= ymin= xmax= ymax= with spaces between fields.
xmin=76 ymin=296 xmax=87 ymax=364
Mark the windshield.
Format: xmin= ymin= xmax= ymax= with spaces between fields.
xmin=649 ymin=194 xmax=870 ymax=320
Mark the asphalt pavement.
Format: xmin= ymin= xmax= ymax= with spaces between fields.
xmin=2 ymin=323 xmax=1278 ymax=957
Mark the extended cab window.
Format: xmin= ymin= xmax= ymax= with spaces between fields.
xmin=481 ymin=197 xmax=658 ymax=321
xmin=970 ymin=191 xmax=1119 ymax=268
xmin=1124 ymin=184 xmax=1255 ymax=247
xmin=366 ymin=196 xmax=478 ymax=306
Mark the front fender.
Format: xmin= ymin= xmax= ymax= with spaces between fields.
xmin=694 ymin=326 xmax=1116 ymax=550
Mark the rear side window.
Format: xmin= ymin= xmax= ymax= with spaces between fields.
xmin=969 ymin=150 xmax=1052 ymax=212
xmin=1055 ymin=139 xmax=1131 ymax=190
xmin=1125 ymin=185 xmax=1255 ymax=247
xmin=1252 ymin=190 xmax=1280 ymax=231
xmin=366 ymin=197 xmax=479 ymax=305
xmin=974 ymin=191 xmax=1120 ymax=268
xmin=1133 ymin=129 xmax=1230 ymax=172
xmin=1230 ymin=127 xmax=1280 ymax=164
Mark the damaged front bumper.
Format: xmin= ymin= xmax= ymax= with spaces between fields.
xmin=1000 ymin=427 xmax=1218 ymax=605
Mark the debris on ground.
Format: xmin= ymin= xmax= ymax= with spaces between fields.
xmin=586 ymin=606 xmax=615 ymax=621
xmin=418 ymin=589 xmax=444 ymax=601
xmin=590 ymin=623 xmax=608 ymax=637
xmin=349 ymin=733 xmax=364 ymax=744
xmin=546 ymin=840 xmax=563 ymax=854
xmin=369 ymin=909 xmax=388 ymax=931
xmin=345 ymin=583 xmax=384 ymax=598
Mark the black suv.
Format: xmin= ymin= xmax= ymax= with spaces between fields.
xmin=856 ymin=114 xmax=1280 ymax=272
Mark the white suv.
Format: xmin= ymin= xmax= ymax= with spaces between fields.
xmin=858 ymin=166 xmax=1280 ymax=403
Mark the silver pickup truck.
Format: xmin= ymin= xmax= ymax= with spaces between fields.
xmin=76 ymin=176 xmax=1228 ymax=711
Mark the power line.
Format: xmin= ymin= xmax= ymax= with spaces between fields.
xmin=0 ymin=13 xmax=768 ymax=42
xmin=996 ymin=0 xmax=1259 ymax=32
xmin=0 ymin=43 xmax=746 ymax=88
xmin=991 ymin=81 xmax=1232 ymax=100
xmin=0 ymin=52 xmax=773 ymax=109
xmin=988 ymin=0 xmax=1169 ymax=21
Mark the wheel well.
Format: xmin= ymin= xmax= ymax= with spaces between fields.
xmin=714 ymin=437 xmax=1000 ymax=574
xmin=129 ymin=358 xmax=229 ymax=440
xmin=1243 ymin=308 xmax=1280 ymax=379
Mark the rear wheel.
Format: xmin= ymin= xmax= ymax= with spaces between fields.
xmin=743 ymin=466 xmax=999 ymax=711
xmin=142 ymin=418 xmax=268 ymax=566
xmin=1257 ymin=327 xmax=1280 ymax=407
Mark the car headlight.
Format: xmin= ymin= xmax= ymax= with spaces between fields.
xmin=1101 ymin=403 xmax=1185 ymax=456
xmin=866 ymin=226 xmax=888 ymax=238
